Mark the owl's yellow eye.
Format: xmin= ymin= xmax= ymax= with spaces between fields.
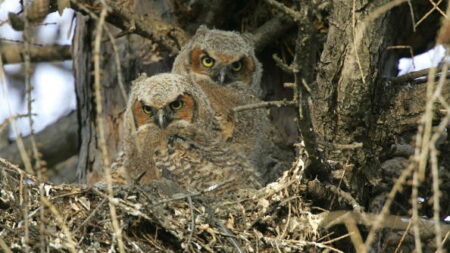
xmin=231 ymin=61 xmax=242 ymax=72
xmin=142 ymin=105 xmax=153 ymax=116
xmin=170 ymin=100 xmax=184 ymax=110
xmin=201 ymin=56 xmax=215 ymax=68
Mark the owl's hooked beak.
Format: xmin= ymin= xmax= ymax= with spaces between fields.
xmin=155 ymin=109 xmax=169 ymax=129
xmin=213 ymin=68 xmax=227 ymax=85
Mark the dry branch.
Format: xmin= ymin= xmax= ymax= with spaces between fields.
xmin=69 ymin=0 xmax=188 ymax=55
xmin=319 ymin=211 xmax=450 ymax=239
xmin=253 ymin=14 xmax=296 ymax=51
xmin=0 ymin=44 xmax=71 ymax=64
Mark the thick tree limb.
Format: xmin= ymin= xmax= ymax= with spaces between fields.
xmin=253 ymin=14 xmax=296 ymax=52
xmin=0 ymin=44 xmax=71 ymax=64
xmin=69 ymin=0 xmax=188 ymax=55
xmin=0 ymin=112 xmax=78 ymax=169
xmin=10 ymin=0 xmax=189 ymax=55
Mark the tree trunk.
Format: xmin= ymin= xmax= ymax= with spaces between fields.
xmin=314 ymin=1 xmax=414 ymax=202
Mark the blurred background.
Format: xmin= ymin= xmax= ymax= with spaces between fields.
xmin=0 ymin=0 xmax=75 ymax=138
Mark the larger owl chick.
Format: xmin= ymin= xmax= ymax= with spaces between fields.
xmin=172 ymin=25 xmax=263 ymax=96
xmin=118 ymin=73 xmax=261 ymax=194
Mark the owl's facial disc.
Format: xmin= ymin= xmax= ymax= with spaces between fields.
xmin=134 ymin=93 xmax=195 ymax=129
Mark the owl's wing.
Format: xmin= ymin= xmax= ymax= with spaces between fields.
xmin=159 ymin=126 xmax=262 ymax=196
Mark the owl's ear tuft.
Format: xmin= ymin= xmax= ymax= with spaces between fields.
xmin=195 ymin=25 xmax=209 ymax=36
xmin=241 ymin=32 xmax=256 ymax=47
xmin=132 ymin=73 xmax=148 ymax=86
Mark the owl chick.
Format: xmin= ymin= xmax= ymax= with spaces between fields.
xmin=120 ymin=73 xmax=261 ymax=194
xmin=172 ymin=26 xmax=292 ymax=183
xmin=172 ymin=25 xmax=263 ymax=95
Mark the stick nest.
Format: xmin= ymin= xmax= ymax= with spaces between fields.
xmin=0 ymin=152 xmax=325 ymax=252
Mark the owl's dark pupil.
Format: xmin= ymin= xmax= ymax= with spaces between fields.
xmin=231 ymin=61 xmax=242 ymax=71
xmin=204 ymin=58 xmax=212 ymax=64
xmin=170 ymin=100 xmax=183 ymax=110
xmin=142 ymin=105 xmax=152 ymax=115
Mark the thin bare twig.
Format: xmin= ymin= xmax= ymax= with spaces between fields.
xmin=272 ymin=54 xmax=295 ymax=73
xmin=233 ymin=100 xmax=297 ymax=112
xmin=93 ymin=3 xmax=125 ymax=252
xmin=307 ymin=180 xmax=363 ymax=212
xmin=363 ymin=163 xmax=414 ymax=249
xmin=394 ymin=220 xmax=412 ymax=253
xmin=22 ymin=7 xmax=48 ymax=251
xmin=0 ymin=237 xmax=13 ymax=253
xmin=264 ymin=0 xmax=302 ymax=22
xmin=0 ymin=56 xmax=33 ymax=174
xmin=317 ymin=141 xmax=363 ymax=150
xmin=344 ymin=218 xmax=365 ymax=253
xmin=411 ymin=169 xmax=423 ymax=253
xmin=73 ymin=198 xmax=108 ymax=234
xmin=152 ymin=178 xmax=235 ymax=206
xmin=415 ymin=0 xmax=445 ymax=29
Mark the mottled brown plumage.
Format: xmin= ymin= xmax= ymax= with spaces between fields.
xmin=172 ymin=26 xmax=292 ymax=183
xmin=117 ymin=73 xmax=261 ymax=194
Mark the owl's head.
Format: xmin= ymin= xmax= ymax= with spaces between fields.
xmin=173 ymin=25 xmax=262 ymax=92
xmin=125 ymin=73 xmax=215 ymax=133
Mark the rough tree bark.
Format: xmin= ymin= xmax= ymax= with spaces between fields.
xmin=313 ymin=1 xmax=424 ymax=203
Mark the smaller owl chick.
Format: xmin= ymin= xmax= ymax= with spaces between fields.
xmin=118 ymin=73 xmax=261 ymax=194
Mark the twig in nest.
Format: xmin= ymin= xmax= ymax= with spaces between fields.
xmin=307 ymin=180 xmax=363 ymax=212
xmin=72 ymin=198 xmax=108 ymax=234
xmin=40 ymin=197 xmax=78 ymax=253
xmin=186 ymin=196 xmax=195 ymax=251
xmin=206 ymin=207 xmax=245 ymax=253
xmin=0 ymin=237 xmax=13 ymax=253
xmin=91 ymin=188 xmax=153 ymax=221
xmin=152 ymin=178 xmax=235 ymax=206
